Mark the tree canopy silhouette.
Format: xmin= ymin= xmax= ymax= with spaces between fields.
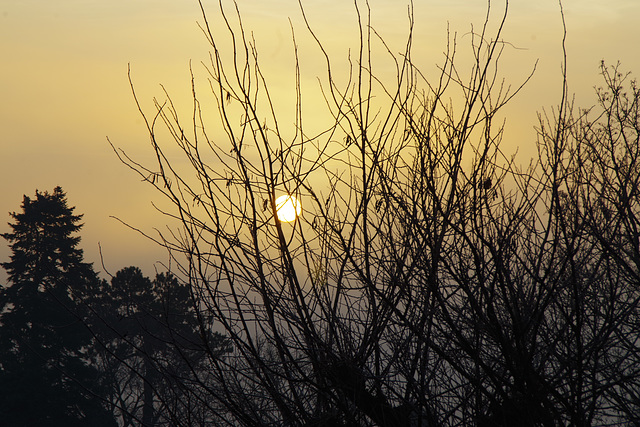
xmin=90 ymin=266 xmax=229 ymax=426
xmin=0 ymin=186 xmax=116 ymax=426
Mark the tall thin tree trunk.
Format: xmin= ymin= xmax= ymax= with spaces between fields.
xmin=142 ymin=339 xmax=154 ymax=426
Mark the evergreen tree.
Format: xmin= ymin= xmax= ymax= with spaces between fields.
xmin=0 ymin=187 xmax=116 ymax=426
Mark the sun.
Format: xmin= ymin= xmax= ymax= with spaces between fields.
xmin=275 ymin=195 xmax=301 ymax=222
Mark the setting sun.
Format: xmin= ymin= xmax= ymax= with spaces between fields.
xmin=275 ymin=195 xmax=301 ymax=222
xmin=2 ymin=1 xmax=640 ymax=423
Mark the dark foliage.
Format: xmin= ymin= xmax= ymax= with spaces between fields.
xmin=0 ymin=187 xmax=116 ymax=426
xmin=90 ymin=266 xmax=230 ymax=426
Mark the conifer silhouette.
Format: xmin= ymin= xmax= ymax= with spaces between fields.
xmin=0 ymin=187 xmax=115 ymax=426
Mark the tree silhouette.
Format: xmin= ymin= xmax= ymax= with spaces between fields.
xmin=0 ymin=187 xmax=116 ymax=426
xmin=110 ymin=1 xmax=640 ymax=425
xmin=91 ymin=266 xmax=230 ymax=426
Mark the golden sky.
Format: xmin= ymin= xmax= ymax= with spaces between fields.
xmin=1 ymin=0 xmax=639 ymax=281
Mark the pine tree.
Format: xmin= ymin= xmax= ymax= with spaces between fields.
xmin=0 ymin=187 xmax=116 ymax=426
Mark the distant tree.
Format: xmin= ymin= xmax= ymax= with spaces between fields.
xmin=92 ymin=266 xmax=229 ymax=426
xmin=0 ymin=186 xmax=116 ymax=426
xmin=111 ymin=0 xmax=640 ymax=425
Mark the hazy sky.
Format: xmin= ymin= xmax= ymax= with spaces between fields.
xmin=1 ymin=0 xmax=639 ymax=282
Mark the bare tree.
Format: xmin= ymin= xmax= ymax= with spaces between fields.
xmin=109 ymin=0 xmax=640 ymax=425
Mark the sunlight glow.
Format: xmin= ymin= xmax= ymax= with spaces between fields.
xmin=275 ymin=195 xmax=301 ymax=222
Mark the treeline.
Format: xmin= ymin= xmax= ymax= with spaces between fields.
xmin=3 ymin=1 xmax=640 ymax=425
xmin=0 ymin=187 xmax=229 ymax=426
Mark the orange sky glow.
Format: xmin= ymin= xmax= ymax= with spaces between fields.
xmin=1 ymin=0 xmax=639 ymax=282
